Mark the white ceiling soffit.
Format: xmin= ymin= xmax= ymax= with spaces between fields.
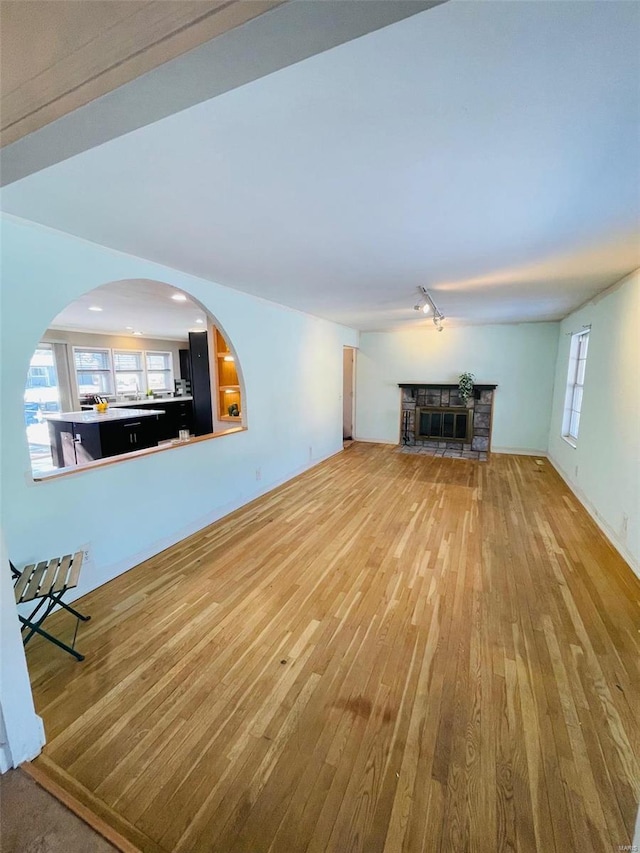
xmin=2 ymin=1 xmax=639 ymax=330
xmin=49 ymin=280 xmax=208 ymax=341
xmin=0 ymin=0 xmax=443 ymax=186
xmin=0 ymin=0 xmax=284 ymax=148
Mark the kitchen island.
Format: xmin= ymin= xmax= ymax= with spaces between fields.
xmin=45 ymin=408 xmax=165 ymax=468
xmin=80 ymin=396 xmax=195 ymax=438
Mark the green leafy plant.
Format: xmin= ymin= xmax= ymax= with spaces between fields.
xmin=458 ymin=372 xmax=475 ymax=404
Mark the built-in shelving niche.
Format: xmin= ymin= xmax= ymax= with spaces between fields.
xmin=214 ymin=328 xmax=242 ymax=422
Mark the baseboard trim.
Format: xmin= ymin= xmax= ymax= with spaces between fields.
xmin=66 ymin=446 xmax=344 ymax=605
xmin=547 ymin=454 xmax=639 ymax=580
xmin=22 ymin=756 xmax=153 ymax=852
xmin=491 ymin=447 xmax=548 ymax=457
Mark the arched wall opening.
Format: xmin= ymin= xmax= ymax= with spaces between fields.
xmin=23 ymin=278 xmax=246 ymax=479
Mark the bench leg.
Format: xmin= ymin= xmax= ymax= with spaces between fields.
xmin=20 ymin=591 xmax=89 ymax=662
xmin=18 ymin=615 xmax=84 ymax=661
xmin=49 ymin=590 xmax=91 ymax=622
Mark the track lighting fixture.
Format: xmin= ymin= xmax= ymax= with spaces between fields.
xmin=413 ymin=286 xmax=445 ymax=331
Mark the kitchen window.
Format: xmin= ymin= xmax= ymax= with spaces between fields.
xmin=73 ymin=347 xmax=114 ymax=397
xmin=73 ymin=346 xmax=174 ymax=399
xmin=562 ymin=330 xmax=589 ymax=443
xmin=113 ymin=350 xmax=145 ymax=395
xmin=145 ymin=351 xmax=173 ymax=392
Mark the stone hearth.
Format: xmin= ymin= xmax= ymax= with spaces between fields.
xmin=398 ymin=383 xmax=497 ymax=461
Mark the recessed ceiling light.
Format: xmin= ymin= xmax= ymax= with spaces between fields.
xmin=133 ymin=331 xmax=143 ymax=336
xmin=196 ymin=318 xmax=204 ymax=324
xmin=125 ymin=326 xmax=134 ymax=330
xmin=88 ymin=306 xmax=103 ymax=312
xmin=171 ymin=293 xmax=187 ymax=302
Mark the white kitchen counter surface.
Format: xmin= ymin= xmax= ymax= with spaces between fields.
xmin=44 ymin=408 xmax=165 ymax=424
xmin=82 ymin=396 xmax=193 ymax=409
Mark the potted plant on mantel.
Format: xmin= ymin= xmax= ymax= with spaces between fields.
xmin=458 ymin=372 xmax=475 ymax=405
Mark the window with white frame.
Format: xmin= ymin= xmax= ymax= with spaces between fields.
xmin=73 ymin=347 xmax=114 ymax=397
xmin=113 ymin=350 xmax=145 ymax=395
xmin=562 ymin=330 xmax=589 ymax=443
xmin=145 ymin=351 xmax=174 ymax=392
xmin=73 ymin=347 xmax=174 ymax=398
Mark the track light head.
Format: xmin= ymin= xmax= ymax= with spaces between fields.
xmin=413 ymin=286 xmax=445 ymax=330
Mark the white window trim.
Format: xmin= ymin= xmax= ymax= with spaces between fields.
xmin=562 ymin=330 xmax=589 ymax=443
xmin=144 ymin=350 xmax=174 ymax=392
xmin=72 ymin=346 xmax=175 ymax=399
xmin=73 ymin=346 xmax=114 ymax=397
xmin=113 ymin=349 xmax=145 ymax=395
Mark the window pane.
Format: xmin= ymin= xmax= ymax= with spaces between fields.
xmin=569 ymin=410 xmax=580 ymax=439
xmin=114 ymin=351 xmax=143 ymax=371
xmin=24 ymin=345 xmax=60 ymax=417
xmin=578 ymin=334 xmax=589 ymax=360
xmin=572 ymin=386 xmax=583 ymax=413
xmin=77 ymin=371 xmax=113 ymax=395
xmin=576 ymin=357 xmax=586 ymax=385
xmin=146 ymin=352 xmax=171 ymax=371
xmin=74 ymin=349 xmax=110 ymax=370
xmin=116 ymin=372 xmax=144 ymax=394
xmin=147 ymin=371 xmax=171 ymax=391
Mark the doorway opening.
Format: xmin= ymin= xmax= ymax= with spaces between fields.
xmin=343 ymin=346 xmax=356 ymax=443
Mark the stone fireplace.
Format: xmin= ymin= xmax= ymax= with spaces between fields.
xmin=398 ymin=383 xmax=497 ymax=461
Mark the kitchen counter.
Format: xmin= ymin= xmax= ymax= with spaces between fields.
xmin=45 ymin=408 xmax=165 ymax=424
xmin=80 ymin=396 xmax=193 ymax=410
xmin=46 ymin=408 xmax=168 ymax=468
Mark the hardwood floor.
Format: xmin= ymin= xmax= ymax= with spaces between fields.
xmin=24 ymin=444 xmax=639 ymax=852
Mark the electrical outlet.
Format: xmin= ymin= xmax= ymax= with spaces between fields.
xmin=256 ymin=467 xmax=261 ymax=481
xmin=574 ymin=465 xmax=579 ymax=478
xmin=621 ymin=514 xmax=629 ymax=541
xmin=309 ymin=445 xmax=313 ymax=461
xmin=79 ymin=543 xmax=92 ymax=564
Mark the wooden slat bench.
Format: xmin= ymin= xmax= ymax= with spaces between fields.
xmin=11 ymin=552 xmax=90 ymax=661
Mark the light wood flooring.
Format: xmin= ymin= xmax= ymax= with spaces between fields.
xmin=24 ymin=444 xmax=640 ymax=852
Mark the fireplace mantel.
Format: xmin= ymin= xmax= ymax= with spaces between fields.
xmin=398 ymin=383 xmax=498 ymax=391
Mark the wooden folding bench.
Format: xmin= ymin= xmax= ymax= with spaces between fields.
xmin=11 ymin=552 xmax=90 ymax=661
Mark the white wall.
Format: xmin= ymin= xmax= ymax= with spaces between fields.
xmin=0 ymin=215 xmax=357 ymax=766
xmin=356 ymin=323 xmax=559 ymax=453
xmin=548 ymin=270 xmax=640 ymax=576
xmin=0 ymin=532 xmax=45 ymax=771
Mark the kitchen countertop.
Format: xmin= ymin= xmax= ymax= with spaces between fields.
xmin=44 ymin=408 xmax=166 ymax=424
xmin=81 ymin=395 xmax=193 ymax=409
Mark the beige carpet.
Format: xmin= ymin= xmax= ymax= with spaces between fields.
xmin=0 ymin=768 xmax=117 ymax=853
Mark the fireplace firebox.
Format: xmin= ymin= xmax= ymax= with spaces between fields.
xmin=416 ymin=407 xmax=472 ymax=442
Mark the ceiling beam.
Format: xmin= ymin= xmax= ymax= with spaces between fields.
xmin=1 ymin=1 xmax=284 ymax=148
xmin=1 ymin=0 xmax=444 ymax=187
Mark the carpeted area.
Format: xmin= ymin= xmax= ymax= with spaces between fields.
xmin=0 ymin=768 xmax=117 ymax=853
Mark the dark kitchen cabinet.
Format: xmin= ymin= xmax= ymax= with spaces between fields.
xmin=179 ymin=349 xmax=192 ymax=388
xmin=96 ymin=416 xmax=160 ymax=458
xmin=47 ymin=412 xmax=163 ymax=467
xmin=188 ymin=332 xmax=213 ymax=436
xmin=149 ymin=398 xmax=194 ymax=440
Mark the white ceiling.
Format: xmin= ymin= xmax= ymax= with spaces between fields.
xmin=50 ymin=280 xmax=207 ymax=341
xmin=2 ymin=0 xmax=639 ymax=331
